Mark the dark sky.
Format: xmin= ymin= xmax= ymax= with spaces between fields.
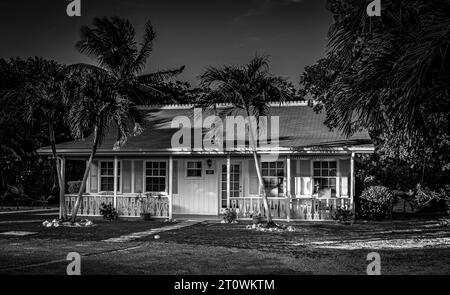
xmin=0 ymin=0 xmax=332 ymax=87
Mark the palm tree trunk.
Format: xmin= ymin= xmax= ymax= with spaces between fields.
xmin=48 ymin=123 xmax=66 ymax=220
xmin=71 ymin=126 xmax=100 ymax=222
xmin=243 ymin=104 xmax=274 ymax=226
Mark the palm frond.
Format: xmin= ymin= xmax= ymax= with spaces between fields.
xmin=131 ymin=20 xmax=156 ymax=73
xmin=75 ymin=16 xmax=138 ymax=76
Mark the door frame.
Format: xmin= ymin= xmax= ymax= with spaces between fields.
xmin=218 ymin=159 xmax=243 ymax=213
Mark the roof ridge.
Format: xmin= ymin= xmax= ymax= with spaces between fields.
xmin=137 ymin=101 xmax=308 ymax=110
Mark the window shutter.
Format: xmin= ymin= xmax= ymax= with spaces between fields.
xmin=341 ymin=177 xmax=348 ymax=196
xmin=290 ymin=159 xmax=296 ymax=196
xmin=90 ymin=161 xmax=98 ymax=193
xmin=339 ymin=159 xmax=350 ymax=197
xmin=134 ymin=160 xmax=143 ymax=193
xmin=299 ymin=159 xmax=310 ymax=177
xmin=122 ymin=160 xmax=132 ymax=193
xmin=299 ymin=160 xmax=311 ymax=195
xmin=294 ymin=177 xmax=301 ymax=195
xmin=248 ymin=158 xmax=259 ymax=195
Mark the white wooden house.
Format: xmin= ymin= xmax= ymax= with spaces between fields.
xmin=37 ymin=102 xmax=374 ymax=221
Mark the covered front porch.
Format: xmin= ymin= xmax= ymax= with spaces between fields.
xmin=63 ymin=194 xmax=351 ymax=221
xmin=58 ymin=152 xmax=358 ymax=221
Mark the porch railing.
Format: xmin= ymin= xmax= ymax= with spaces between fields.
xmin=230 ymin=196 xmax=350 ymax=221
xmin=64 ymin=194 xmax=169 ymax=218
xmin=290 ymin=197 xmax=350 ymax=220
xmin=230 ymin=197 xmax=289 ymax=219
xmin=65 ymin=194 xmax=349 ymax=221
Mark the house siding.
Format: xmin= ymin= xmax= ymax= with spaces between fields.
xmin=172 ymin=160 xmax=178 ymax=194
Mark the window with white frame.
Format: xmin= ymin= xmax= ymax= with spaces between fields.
xmin=100 ymin=161 xmax=121 ymax=192
xmin=313 ymin=161 xmax=337 ymax=197
xmin=145 ymin=161 xmax=167 ymax=192
xmin=186 ymin=161 xmax=202 ymax=177
xmin=261 ymin=161 xmax=285 ymax=197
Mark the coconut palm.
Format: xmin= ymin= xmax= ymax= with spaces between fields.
xmin=199 ymin=55 xmax=293 ymax=226
xmin=67 ymin=70 xmax=144 ymax=222
xmin=301 ymin=0 xmax=450 ymax=179
xmin=68 ymin=17 xmax=184 ymax=220
xmin=71 ymin=16 xmax=185 ymax=105
xmin=322 ymin=0 xmax=450 ymax=148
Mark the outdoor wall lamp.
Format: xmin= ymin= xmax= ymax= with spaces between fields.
xmin=207 ymin=159 xmax=213 ymax=168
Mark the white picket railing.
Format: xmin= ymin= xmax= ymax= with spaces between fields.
xmin=229 ymin=196 xmax=350 ymax=220
xmin=64 ymin=194 xmax=169 ymax=218
xmin=65 ymin=194 xmax=349 ymax=221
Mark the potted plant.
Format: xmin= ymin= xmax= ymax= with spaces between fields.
xmin=137 ymin=193 xmax=151 ymax=221
xmin=221 ymin=208 xmax=237 ymax=223
xmin=331 ymin=206 xmax=355 ymax=225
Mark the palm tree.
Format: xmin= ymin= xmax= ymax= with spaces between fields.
xmin=72 ymin=16 xmax=185 ymax=105
xmin=67 ymin=70 xmax=144 ymax=222
xmin=322 ymin=0 xmax=450 ymax=146
xmin=310 ymin=0 xmax=450 ymax=180
xmin=68 ymin=17 xmax=184 ymax=220
xmin=199 ymin=55 xmax=293 ymax=226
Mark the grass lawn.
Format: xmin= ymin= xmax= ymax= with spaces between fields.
xmin=0 ymin=206 xmax=57 ymax=212
xmin=0 ymin=218 xmax=169 ymax=242
xmin=0 ymin=216 xmax=450 ymax=274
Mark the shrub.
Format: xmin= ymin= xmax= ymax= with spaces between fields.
xmin=99 ymin=203 xmax=118 ymax=221
xmin=359 ymin=185 xmax=395 ymax=220
xmin=363 ymin=175 xmax=378 ymax=188
xmin=67 ymin=181 xmax=82 ymax=194
xmin=414 ymin=184 xmax=449 ymax=207
xmin=332 ymin=207 xmax=355 ymax=224
xmin=222 ymin=208 xmax=237 ymax=223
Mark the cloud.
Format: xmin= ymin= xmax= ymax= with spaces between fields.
xmin=230 ymin=0 xmax=304 ymax=25
xmin=231 ymin=36 xmax=264 ymax=49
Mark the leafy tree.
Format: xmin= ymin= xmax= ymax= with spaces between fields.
xmin=0 ymin=58 xmax=68 ymax=208
xmin=151 ymin=80 xmax=206 ymax=104
xmin=7 ymin=58 xmax=69 ymax=217
xmin=199 ymin=55 xmax=294 ymax=226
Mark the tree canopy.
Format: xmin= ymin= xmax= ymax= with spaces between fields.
xmin=300 ymin=0 xmax=450 ymax=187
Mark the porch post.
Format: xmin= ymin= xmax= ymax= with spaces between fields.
xmin=59 ymin=157 xmax=66 ymax=219
xmin=286 ymin=156 xmax=291 ymax=222
xmin=168 ymin=156 xmax=173 ymax=220
xmin=350 ymin=152 xmax=355 ymax=210
xmin=113 ymin=156 xmax=118 ymax=209
xmin=226 ymin=154 xmax=231 ymax=208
